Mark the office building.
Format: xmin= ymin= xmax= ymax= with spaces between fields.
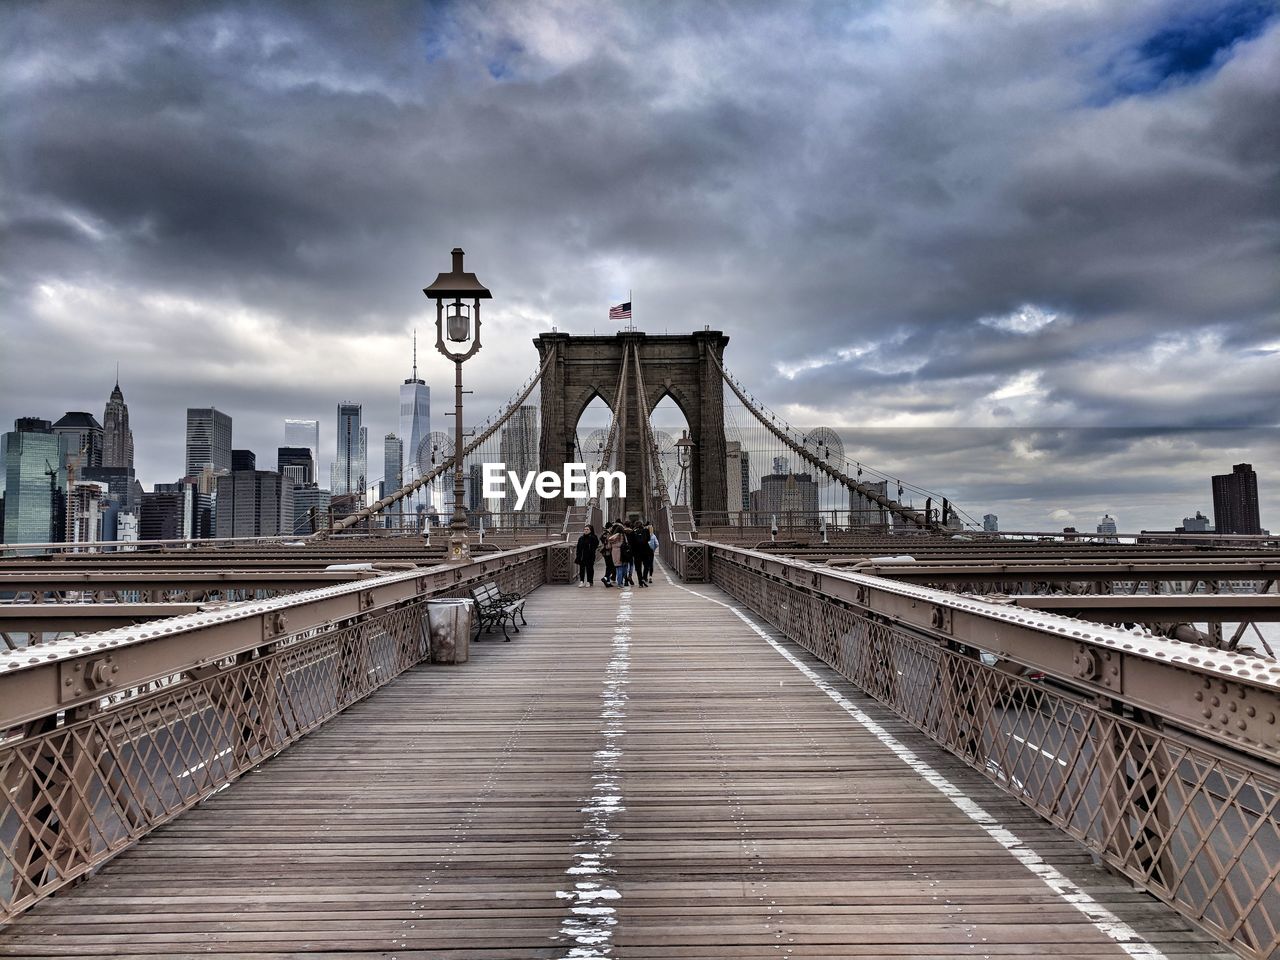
xmin=232 ymin=449 xmax=257 ymax=472
xmin=772 ymin=455 xmax=789 ymax=476
xmin=116 ymin=510 xmax=139 ymax=548
xmin=103 ymin=377 xmax=135 ymax=469
xmin=66 ymin=480 xmax=108 ymax=545
xmin=399 ymin=337 xmax=430 ymax=492
xmin=140 ymin=491 xmax=186 ymax=541
xmin=277 ymin=446 xmax=315 ymax=486
xmin=284 ymin=418 xmax=320 ymax=462
xmin=499 ymin=405 xmax=538 ymax=523
xmin=1182 ymin=511 xmax=1212 ymax=532
xmin=2 ymin=423 xmax=69 ymax=546
xmin=215 ymin=470 xmax=293 ymax=537
xmin=151 ymin=480 xmax=212 ymax=539
xmin=983 ymin=513 xmax=999 ymax=532
xmin=292 ymin=484 xmax=331 ymax=535
xmin=52 ymin=412 xmax=103 ymax=469
xmin=751 ymin=472 xmax=819 ymax=521
xmin=81 ymin=466 xmax=141 ymax=514
xmin=333 ymin=403 xmax=366 ymax=496
xmin=1097 ymin=513 xmax=1118 ymax=542
xmin=850 ymin=480 xmax=889 ymax=527
xmin=1212 ymin=463 xmax=1262 ymax=535
xmin=185 ymin=408 xmax=232 ymax=478
xmin=383 ymin=434 xmax=404 ymax=526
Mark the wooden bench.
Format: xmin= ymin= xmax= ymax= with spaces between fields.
xmin=469 ymin=581 xmax=528 ymax=641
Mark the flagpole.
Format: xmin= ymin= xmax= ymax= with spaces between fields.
xmin=629 ymin=288 xmax=633 ymax=332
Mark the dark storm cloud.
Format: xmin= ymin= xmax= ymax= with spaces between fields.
xmin=1 ymin=0 xmax=1278 ymax=531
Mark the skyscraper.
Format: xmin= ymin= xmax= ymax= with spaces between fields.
xmin=284 ymin=418 xmax=320 ymax=463
xmin=1212 ymin=463 xmax=1262 ymax=535
xmin=383 ymin=433 xmax=404 ymax=526
xmin=399 ymin=332 xmax=430 ymax=494
xmin=185 ymin=408 xmax=232 ymax=478
xmin=3 ymin=423 xmax=69 ymax=547
xmin=751 ymin=472 xmax=819 ymax=521
xmin=277 ymin=446 xmax=315 ymax=486
xmin=334 ymin=403 xmax=365 ymax=496
xmin=291 ymin=484 xmax=331 ymax=535
xmin=499 ymin=405 xmax=538 ymax=523
xmin=215 ymin=470 xmax=294 ymax=537
xmin=983 ymin=513 xmax=999 ymax=532
xmin=1097 ymin=513 xmax=1118 ymax=542
xmin=725 ymin=441 xmax=750 ymax=514
xmin=103 ymin=378 xmax=135 ymax=469
xmin=52 ymin=412 xmax=104 ymax=469
xmin=231 ymin=449 xmax=257 ymax=472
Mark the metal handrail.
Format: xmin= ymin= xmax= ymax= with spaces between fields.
xmin=0 ymin=544 xmax=555 ymax=923
xmin=687 ymin=540 xmax=1280 ymax=960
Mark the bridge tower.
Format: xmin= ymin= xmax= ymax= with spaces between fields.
xmin=534 ymin=330 xmax=730 ymax=518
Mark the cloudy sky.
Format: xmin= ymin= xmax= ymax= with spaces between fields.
xmin=2 ymin=0 xmax=1277 ymax=532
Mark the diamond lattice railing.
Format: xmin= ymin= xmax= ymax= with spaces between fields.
xmin=1 ymin=549 xmax=548 ymax=923
xmin=709 ymin=549 xmax=1280 ymax=960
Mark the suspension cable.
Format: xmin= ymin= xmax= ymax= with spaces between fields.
xmin=710 ymin=351 xmax=945 ymax=530
xmin=316 ymin=348 xmax=556 ymax=537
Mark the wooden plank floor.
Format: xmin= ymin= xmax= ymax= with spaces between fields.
xmin=0 ymin=567 xmax=1233 ymax=959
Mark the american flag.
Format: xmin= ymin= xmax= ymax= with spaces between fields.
xmin=608 ymin=300 xmax=632 ymax=321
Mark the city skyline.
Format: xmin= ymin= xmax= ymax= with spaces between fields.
xmin=2 ymin=371 xmax=1274 ymax=534
xmin=2 ymin=2 xmax=1277 ymax=532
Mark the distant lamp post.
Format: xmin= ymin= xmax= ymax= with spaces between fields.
xmin=674 ymin=430 xmax=696 ymax=507
xmin=424 ymin=247 xmax=491 ymax=562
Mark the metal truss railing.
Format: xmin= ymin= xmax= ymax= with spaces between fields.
xmin=697 ymin=542 xmax=1279 ymax=960
xmin=0 ymin=544 xmax=553 ymax=923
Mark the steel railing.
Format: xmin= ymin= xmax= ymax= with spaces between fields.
xmin=683 ymin=542 xmax=1279 ymax=960
xmin=0 ymin=544 xmax=554 ymax=923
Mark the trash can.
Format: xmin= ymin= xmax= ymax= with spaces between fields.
xmin=427 ymin=598 xmax=474 ymax=664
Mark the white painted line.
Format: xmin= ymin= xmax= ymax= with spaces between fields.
xmin=1011 ymin=732 xmax=1069 ymax=767
xmin=664 ymin=573 xmax=1168 ymax=960
xmin=177 ymin=746 xmax=234 ymax=780
xmin=556 ymin=587 xmax=632 ymax=957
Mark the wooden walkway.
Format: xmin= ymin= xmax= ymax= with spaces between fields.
xmin=0 ymin=569 xmax=1232 ymax=958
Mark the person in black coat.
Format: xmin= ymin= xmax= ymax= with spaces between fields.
xmin=575 ymin=524 xmax=599 ymax=587
xmin=627 ymin=521 xmax=653 ymax=587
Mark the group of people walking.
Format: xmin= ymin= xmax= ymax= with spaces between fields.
xmin=574 ymin=520 xmax=658 ymax=589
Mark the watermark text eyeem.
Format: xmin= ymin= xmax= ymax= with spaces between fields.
xmin=482 ymin=462 xmax=625 ymax=510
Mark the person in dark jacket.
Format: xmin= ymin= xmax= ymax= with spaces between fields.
xmin=600 ymin=524 xmax=618 ymax=587
xmin=628 ymin=521 xmax=653 ymax=587
xmin=575 ymin=524 xmax=599 ymax=587
xmin=642 ymin=523 xmax=658 ymax=584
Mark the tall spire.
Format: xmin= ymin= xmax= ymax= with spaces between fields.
xmin=412 ymin=329 xmax=417 ymax=380
xmin=114 ymin=361 xmax=119 ymax=388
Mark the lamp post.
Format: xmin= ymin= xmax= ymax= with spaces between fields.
xmin=424 ymin=248 xmax=491 ymax=562
xmin=674 ymin=430 xmax=696 ymax=507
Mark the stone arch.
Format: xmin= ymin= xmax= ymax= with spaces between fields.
xmin=533 ymin=330 xmax=729 ymax=518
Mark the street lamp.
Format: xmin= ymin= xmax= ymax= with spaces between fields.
xmin=674 ymin=430 xmax=696 ymax=507
xmin=424 ymin=247 xmax=491 ymax=562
